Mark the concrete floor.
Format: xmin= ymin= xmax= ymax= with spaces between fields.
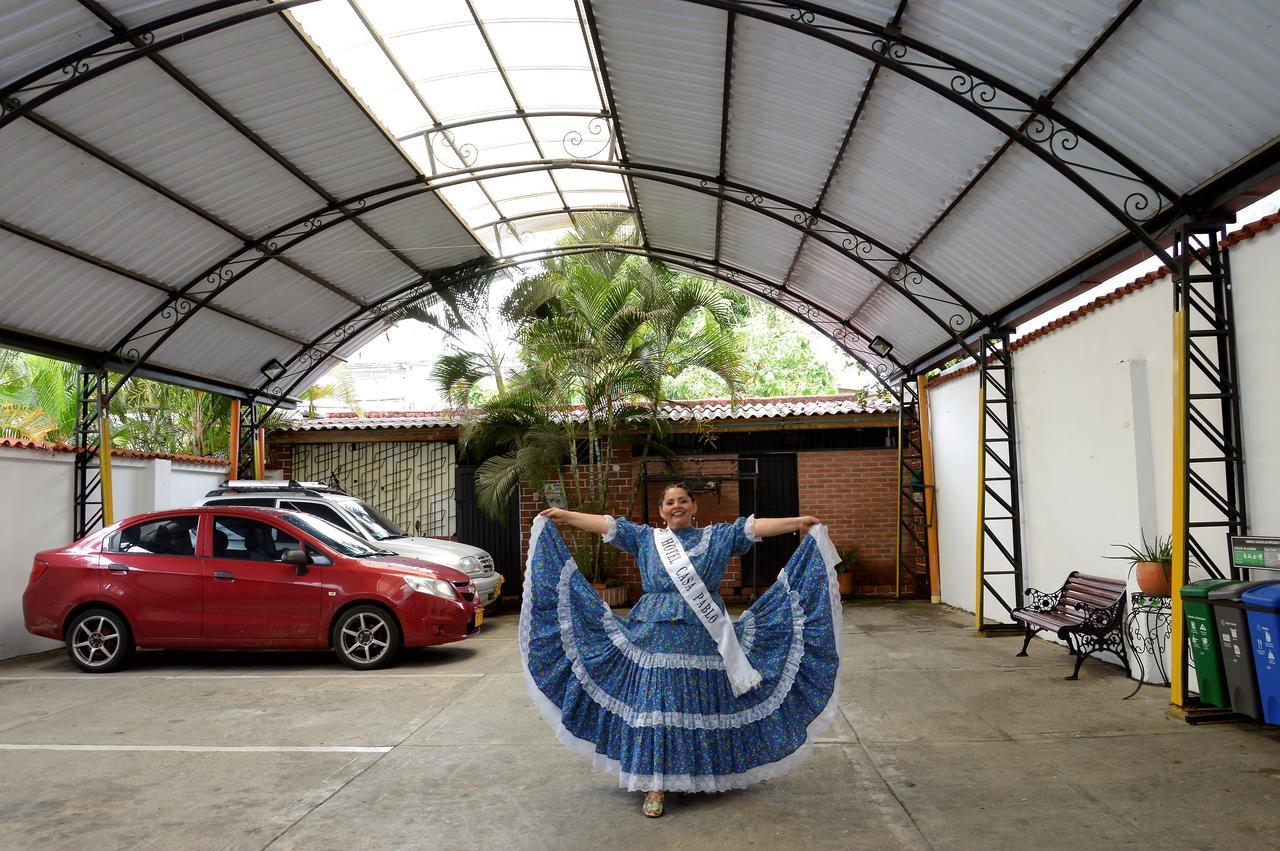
xmin=0 ymin=601 xmax=1277 ymax=850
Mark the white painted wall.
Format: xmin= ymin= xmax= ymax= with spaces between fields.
xmin=0 ymin=447 xmax=227 ymax=660
xmin=927 ymin=226 xmax=1280 ymax=677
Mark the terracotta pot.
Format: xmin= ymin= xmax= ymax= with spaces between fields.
xmin=1135 ymin=561 xmax=1172 ymax=596
xmin=837 ymin=572 xmax=855 ymax=597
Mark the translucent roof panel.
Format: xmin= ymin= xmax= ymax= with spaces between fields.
xmin=290 ymin=0 xmax=630 ymax=252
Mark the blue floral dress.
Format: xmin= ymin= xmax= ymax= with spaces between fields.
xmin=519 ymin=515 xmax=842 ymax=793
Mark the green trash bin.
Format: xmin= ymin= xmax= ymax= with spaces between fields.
xmin=1181 ymin=579 xmax=1235 ymax=707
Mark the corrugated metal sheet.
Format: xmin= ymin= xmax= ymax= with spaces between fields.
xmin=821 ymin=71 xmax=1005 ymax=249
xmin=0 ymin=1 xmax=103 ymax=90
xmin=158 ymin=15 xmax=418 ymax=201
xmin=210 ymin=259 xmax=364 ymax=341
xmin=277 ymin=219 xmax=419 ymax=304
xmin=0 ymin=231 xmax=168 ymax=350
xmin=0 ymin=118 xmax=243 ymax=284
xmin=151 ymin=308 xmax=302 ymax=390
xmin=718 ymin=205 xmax=804 ymax=283
xmin=38 ymin=59 xmax=325 ymax=238
xmin=787 ymin=239 xmax=880 ymax=319
xmin=354 ymin=193 xmax=489 ymax=277
xmin=632 ymin=178 xmax=717 ymax=259
xmin=854 ymin=285 xmax=955 ymax=366
xmin=913 ymin=147 xmax=1121 ymax=314
xmin=725 ymin=16 xmax=874 ymax=206
xmin=592 ymin=0 xmax=726 ymax=175
xmin=901 ymin=0 xmax=1122 ymax=97
xmin=1053 ymin=0 xmax=1280 ymax=195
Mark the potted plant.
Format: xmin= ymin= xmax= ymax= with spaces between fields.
xmin=1106 ymin=532 xmax=1174 ymax=596
xmin=835 ymin=547 xmax=858 ymax=597
xmin=601 ymin=575 xmax=629 ymax=608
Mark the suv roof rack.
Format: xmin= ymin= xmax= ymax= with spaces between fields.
xmin=204 ymin=479 xmax=350 ymax=498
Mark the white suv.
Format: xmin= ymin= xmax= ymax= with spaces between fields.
xmin=197 ymin=481 xmax=503 ymax=608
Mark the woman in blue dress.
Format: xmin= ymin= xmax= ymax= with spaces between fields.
xmin=520 ymin=484 xmax=842 ymax=817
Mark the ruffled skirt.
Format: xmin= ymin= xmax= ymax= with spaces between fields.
xmin=519 ymin=517 xmax=842 ymax=793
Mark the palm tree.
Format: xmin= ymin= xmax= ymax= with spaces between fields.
xmin=461 ymin=213 xmax=746 ymax=577
xmin=0 ymin=351 xmax=78 ymax=442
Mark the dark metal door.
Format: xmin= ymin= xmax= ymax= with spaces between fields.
xmin=455 ymin=465 xmax=521 ymax=595
xmin=739 ymin=453 xmax=799 ymax=596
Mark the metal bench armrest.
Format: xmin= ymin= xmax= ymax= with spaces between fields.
xmin=1069 ymin=598 xmax=1123 ymax=632
xmin=1022 ymin=586 xmax=1063 ymax=613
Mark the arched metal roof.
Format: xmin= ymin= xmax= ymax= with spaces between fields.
xmin=1 ymin=0 xmax=1277 ymax=402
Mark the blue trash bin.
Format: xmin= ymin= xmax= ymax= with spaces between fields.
xmin=1241 ymin=582 xmax=1280 ymax=726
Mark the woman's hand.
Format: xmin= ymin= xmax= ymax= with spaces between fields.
xmin=539 ymin=507 xmax=567 ymax=524
xmin=752 ymin=515 xmax=822 ymax=538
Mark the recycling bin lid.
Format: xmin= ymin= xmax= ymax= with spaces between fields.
xmin=1207 ymin=581 xmax=1273 ymax=605
xmin=1240 ymin=581 xmax=1280 ymax=612
xmin=1179 ymin=578 xmax=1236 ymax=600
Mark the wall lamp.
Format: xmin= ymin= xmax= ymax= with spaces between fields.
xmin=260 ymin=358 xmax=287 ymax=381
xmin=869 ymin=335 xmax=893 ymax=357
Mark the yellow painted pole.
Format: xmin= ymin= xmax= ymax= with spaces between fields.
xmin=895 ymin=390 xmax=904 ymax=600
xmin=97 ymin=381 xmax=114 ymax=527
xmin=228 ymin=399 xmax=241 ymax=480
xmin=254 ymin=424 xmax=266 ymax=480
xmin=917 ymin=375 xmax=942 ymax=603
xmin=1170 ymin=305 xmax=1190 ymax=710
xmin=974 ymin=382 xmax=987 ymax=631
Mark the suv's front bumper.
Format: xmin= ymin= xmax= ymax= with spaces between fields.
xmin=470 ymin=572 xmax=502 ymax=607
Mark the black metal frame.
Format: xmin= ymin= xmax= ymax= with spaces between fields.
xmin=1174 ymin=222 xmax=1247 ymax=579
xmin=894 ymin=377 xmax=929 ymax=598
xmin=73 ymin=368 xmax=108 ymax=540
xmin=235 ymin=399 xmax=261 ymax=480
xmin=975 ymin=333 xmax=1025 ymax=629
xmin=250 ymin=242 xmax=907 ymax=424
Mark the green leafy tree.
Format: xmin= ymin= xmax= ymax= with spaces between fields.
xmin=666 ymin=299 xmax=839 ymax=399
xmin=457 ymin=213 xmax=746 ymax=578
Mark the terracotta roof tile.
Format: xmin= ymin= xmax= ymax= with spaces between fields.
xmin=280 ymin=394 xmax=896 ymax=432
xmin=0 ymin=437 xmax=228 ymax=466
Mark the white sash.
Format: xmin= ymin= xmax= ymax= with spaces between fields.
xmin=653 ymin=527 xmax=762 ymax=697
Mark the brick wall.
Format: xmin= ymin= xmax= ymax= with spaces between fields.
xmin=798 ymin=449 xmax=911 ymax=595
xmin=516 ymin=444 xmax=907 ymax=601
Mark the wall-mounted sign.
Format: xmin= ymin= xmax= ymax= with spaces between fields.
xmin=1230 ymin=536 xmax=1280 ymax=573
xmin=543 ymin=482 xmax=566 ymax=509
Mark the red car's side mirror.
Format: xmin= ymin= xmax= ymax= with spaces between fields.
xmin=282 ymin=549 xmax=310 ymax=575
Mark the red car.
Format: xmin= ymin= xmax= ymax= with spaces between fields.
xmin=23 ymin=506 xmax=483 ymax=672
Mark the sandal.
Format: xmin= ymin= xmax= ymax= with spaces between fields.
xmin=642 ymin=791 xmax=665 ymax=818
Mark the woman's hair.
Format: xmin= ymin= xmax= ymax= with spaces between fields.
xmin=660 ymin=482 xmax=695 ymax=502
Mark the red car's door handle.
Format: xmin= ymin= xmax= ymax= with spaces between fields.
xmin=106 ymin=564 xmax=129 ymax=574
xmin=212 ymin=571 xmax=235 ymax=581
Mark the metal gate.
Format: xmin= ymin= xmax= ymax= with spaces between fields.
xmin=455 ymin=465 xmax=521 ymax=595
xmin=739 ymin=453 xmax=799 ymax=598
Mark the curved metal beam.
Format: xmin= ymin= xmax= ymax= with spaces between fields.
xmin=252 ymin=241 xmax=904 ymax=419
xmin=675 ymin=0 xmax=1185 ymax=268
xmin=107 ymin=158 xmax=982 ymax=404
xmin=0 ymin=0 xmax=321 ymax=130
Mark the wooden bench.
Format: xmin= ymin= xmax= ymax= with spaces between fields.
xmin=1012 ymin=572 xmax=1128 ymax=680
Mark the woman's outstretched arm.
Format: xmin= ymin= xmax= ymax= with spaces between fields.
xmin=752 ymin=515 xmax=821 ymax=538
xmin=539 ymin=507 xmax=611 ymax=535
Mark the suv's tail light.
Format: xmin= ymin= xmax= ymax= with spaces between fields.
xmin=29 ymin=560 xmax=49 ymax=583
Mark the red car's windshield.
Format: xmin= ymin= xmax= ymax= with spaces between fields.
xmin=280 ymin=513 xmax=386 ymax=557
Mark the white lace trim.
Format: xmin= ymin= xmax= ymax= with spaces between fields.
xmin=555 ymin=557 xmax=805 ymax=729
xmin=519 ymin=515 xmax=846 ymax=793
xmin=744 ymin=514 xmax=762 ymax=543
xmin=602 ymin=515 xmax=618 ymax=543
xmin=600 ymin=608 xmax=757 ymax=670
xmin=678 ymin=525 xmax=712 ymax=558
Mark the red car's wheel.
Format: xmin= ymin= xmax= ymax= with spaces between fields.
xmin=66 ymin=608 xmax=132 ymax=673
xmin=332 ymin=606 xmax=400 ymax=670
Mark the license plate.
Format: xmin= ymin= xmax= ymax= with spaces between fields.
xmin=474 ymin=608 xmax=484 ymax=628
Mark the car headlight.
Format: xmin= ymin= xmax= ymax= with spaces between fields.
xmin=459 ymin=556 xmax=481 ymax=573
xmin=403 ymin=574 xmax=457 ymax=599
